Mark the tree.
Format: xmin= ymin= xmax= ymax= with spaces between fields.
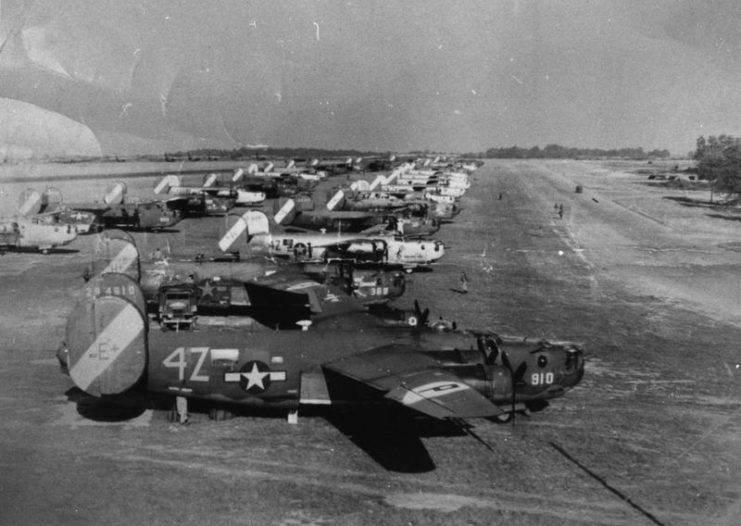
xmin=694 ymin=135 xmax=741 ymax=202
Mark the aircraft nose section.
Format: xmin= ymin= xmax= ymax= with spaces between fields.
xmin=564 ymin=345 xmax=585 ymax=386
xmin=395 ymin=273 xmax=407 ymax=296
xmin=63 ymin=227 xmax=78 ymax=244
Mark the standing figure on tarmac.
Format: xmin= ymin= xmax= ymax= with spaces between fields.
xmin=459 ymin=271 xmax=469 ymax=294
xmin=558 ymin=203 xmax=564 ymax=219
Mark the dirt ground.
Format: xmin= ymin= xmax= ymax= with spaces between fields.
xmin=0 ymin=159 xmax=740 ymax=525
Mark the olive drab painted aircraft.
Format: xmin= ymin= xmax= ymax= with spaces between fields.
xmin=92 ymin=233 xmax=406 ymax=323
xmin=244 ymin=163 xmax=318 ymax=197
xmin=326 ymin=187 xmax=429 ymax=215
xmin=358 ymin=216 xmax=440 ymax=239
xmin=329 ymin=181 xmax=461 ymax=223
xmin=299 ymin=261 xmax=406 ymax=307
xmin=68 ymin=182 xmax=181 ymax=231
xmin=274 ymin=194 xmax=440 ymax=238
xmin=220 ymin=210 xmax=445 ymax=269
xmin=153 ymin=174 xmax=235 ymax=215
xmin=273 ymin=196 xmax=389 ymax=234
xmin=273 ymin=159 xmax=328 ymax=182
xmin=154 ymin=172 xmax=265 ymax=208
xmin=57 ymin=264 xmax=585 ymax=457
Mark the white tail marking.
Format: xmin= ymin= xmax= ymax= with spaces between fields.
xmin=274 ymin=199 xmax=295 ymax=225
xmin=326 ymin=190 xmax=345 ymax=211
xmin=69 ymin=302 xmax=143 ymax=392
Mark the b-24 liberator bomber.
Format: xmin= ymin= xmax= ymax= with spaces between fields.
xmin=220 ymin=210 xmax=445 ymax=269
xmin=58 ymin=270 xmax=585 ymax=434
xmin=154 ymin=173 xmax=265 ymax=208
xmin=0 ymin=215 xmax=77 ymax=253
xmin=88 ymin=230 xmax=407 ymax=326
xmin=273 ymin=197 xmax=440 ymax=239
xmin=67 ymin=182 xmax=181 ymax=231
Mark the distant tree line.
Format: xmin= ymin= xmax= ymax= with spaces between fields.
xmin=694 ymin=135 xmax=741 ymax=200
xmin=165 ymin=146 xmax=386 ymax=161
xmin=474 ymin=144 xmax=671 ymax=160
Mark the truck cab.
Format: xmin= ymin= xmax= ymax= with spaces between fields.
xmin=158 ymin=284 xmax=197 ymax=330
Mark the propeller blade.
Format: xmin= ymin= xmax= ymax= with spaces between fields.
xmin=513 ymin=362 xmax=527 ymax=384
xmin=501 ymin=351 xmax=524 ymax=426
xmin=501 ymin=350 xmax=512 ymax=372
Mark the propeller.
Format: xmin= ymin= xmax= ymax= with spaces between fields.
xmin=501 ymin=351 xmax=527 ymax=425
xmin=413 ymin=299 xmax=430 ymax=326
xmin=339 ymin=260 xmax=356 ymax=294
xmin=409 ymin=300 xmax=430 ymax=346
xmin=476 ymin=335 xmax=499 ymax=365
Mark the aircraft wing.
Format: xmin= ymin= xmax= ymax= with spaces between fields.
xmin=68 ymin=203 xmax=110 ymax=214
xmin=324 ymin=211 xmax=378 ymax=220
xmin=164 ymin=196 xmax=191 ymax=212
xmin=358 ymin=224 xmax=392 ymax=236
xmin=324 ymin=344 xmax=502 ymax=419
xmin=243 ymin=271 xmax=366 ymax=327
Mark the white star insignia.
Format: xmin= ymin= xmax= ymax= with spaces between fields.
xmin=241 ymin=362 xmax=270 ymax=390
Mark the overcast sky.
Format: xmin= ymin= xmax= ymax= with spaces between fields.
xmin=1 ymin=0 xmax=741 ymax=157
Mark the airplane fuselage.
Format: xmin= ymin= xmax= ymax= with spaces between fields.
xmin=288 ymin=211 xmax=384 ymax=233
xmin=137 ymin=323 xmax=584 ymax=411
xmin=0 ymin=218 xmax=77 ymax=250
xmin=250 ymin=232 xmax=444 ymax=267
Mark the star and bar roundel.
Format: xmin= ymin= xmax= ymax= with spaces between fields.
xmin=224 ymin=360 xmax=286 ymax=394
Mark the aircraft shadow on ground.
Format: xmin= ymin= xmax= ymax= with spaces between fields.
xmin=706 ymin=213 xmax=741 ymax=222
xmin=1 ymin=247 xmax=80 ymax=255
xmin=321 ymin=407 xmax=466 ymax=473
xmin=64 ymin=387 xmax=147 ymax=422
xmin=662 ymin=196 xmax=720 ymax=209
xmin=135 ymin=228 xmax=180 ymax=234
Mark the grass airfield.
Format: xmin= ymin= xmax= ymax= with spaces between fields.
xmin=0 ymin=159 xmax=740 ymax=525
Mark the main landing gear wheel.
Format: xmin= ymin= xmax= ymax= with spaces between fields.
xmin=494 ymin=412 xmax=513 ymax=423
xmin=208 ymin=408 xmax=233 ymax=421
